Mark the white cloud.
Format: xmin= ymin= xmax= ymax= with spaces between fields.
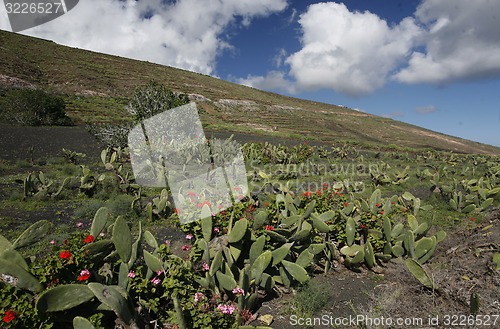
xmin=381 ymin=111 xmax=405 ymax=119
xmin=415 ymin=105 xmax=438 ymax=114
xmin=236 ymin=0 xmax=500 ymax=97
xmin=394 ymin=0 xmax=500 ymax=84
xmin=0 ymin=0 xmax=287 ymax=75
xmin=285 ymin=2 xmax=421 ymax=96
xmin=273 ymin=48 xmax=288 ymax=68
xmin=237 ymin=71 xmax=295 ymax=93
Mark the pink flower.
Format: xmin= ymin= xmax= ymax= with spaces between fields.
xmin=156 ymin=270 xmax=164 ymax=276
xmin=150 ymin=277 xmax=161 ymax=285
xmin=185 ymin=234 xmax=193 ymax=240
xmin=99 ymin=232 xmax=105 ymax=237
xmin=232 ymin=287 xmax=245 ymax=295
xmin=76 ymin=222 xmax=84 ymax=228
xmin=77 ymin=269 xmax=90 ymax=281
xmin=127 ymin=271 xmax=136 ymax=278
xmin=165 ymin=240 xmax=171 ymax=246
xmin=202 ymin=263 xmax=209 ymax=271
xmin=50 ymin=240 xmax=55 ymax=245
xmin=217 ymin=303 xmax=236 ymax=315
xmin=181 ymin=245 xmax=192 ymax=251
xmin=194 ymin=292 xmax=205 ymax=303
xmin=213 ymin=227 xmax=220 ymax=233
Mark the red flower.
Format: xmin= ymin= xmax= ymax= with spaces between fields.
xmin=187 ymin=191 xmax=196 ymax=197
xmin=360 ymin=223 xmax=366 ymax=229
xmin=344 ymin=201 xmax=349 ymax=207
xmin=181 ymin=245 xmax=192 ymax=251
xmin=197 ymin=203 xmax=203 ymax=208
xmin=3 ymin=310 xmax=16 ymax=323
xmin=203 ymin=201 xmax=211 ymax=207
xmin=316 ymin=190 xmax=322 ymax=196
xmin=302 ymin=191 xmax=313 ymax=198
xmin=469 ymin=217 xmax=475 ymax=222
xmin=265 ymin=225 xmax=274 ymax=231
xmin=59 ymin=250 xmax=72 ymax=259
xmin=379 ymin=210 xmax=385 ymax=215
xmin=84 ymin=235 xmax=95 ymax=244
xmin=375 ymin=203 xmax=381 ymax=208
xmin=264 ymin=202 xmax=269 ymax=208
xmin=77 ymin=269 xmax=90 ymax=281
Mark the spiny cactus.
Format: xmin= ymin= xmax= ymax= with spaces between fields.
xmin=112 ymin=216 xmax=132 ymax=263
xmin=36 ymin=284 xmax=95 ymax=312
xmin=12 ymin=220 xmax=51 ymax=249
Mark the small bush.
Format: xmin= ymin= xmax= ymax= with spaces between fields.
xmin=1 ymin=89 xmax=72 ymax=126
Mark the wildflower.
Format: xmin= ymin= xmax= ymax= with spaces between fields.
xmin=469 ymin=217 xmax=475 ymax=222
xmin=175 ymin=208 xmax=181 ymax=215
xmin=202 ymin=263 xmax=210 ymax=271
xmin=379 ymin=210 xmax=385 ymax=215
xmin=232 ymin=287 xmax=245 ymax=295
xmin=187 ymin=191 xmax=196 ymax=197
xmin=181 ymin=245 xmax=192 ymax=251
xmin=156 ymin=270 xmax=164 ymax=276
xmin=264 ymin=201 xmax=269 ymax=207
xmin=76 ymin=222 xmax=84 ymax=228
xmin=234 ymin=186 xmax=242 ymax=192
xmin=194 ymin=292 xmax=205 ymax=303
xmin=84 ymin=235 xmax=95 ymax=244
xmin=151 ymin=277 xmax=161 ymax=285
xmin=2 ymin=310 xmax=16 ymax=323
xmin=197 ymin=203 xmax=203 ymax=208
xmin=99 ymin=232 xmax=105 ymax=237
xmin=344 ymin=201 xmax=349 ymax=207
xmin=302 ymin=191 xmax=313 ymax=198
xmin=360 ymin=223 xmax=366 ymax=229
xmin=59 ymin=250 xmax=72 ymax=259
xmin=127 ymin=271 xmax=136 ymax=278
xmin=217 ymin=303 xmax=236 ymax=315
xmin=265 ymin=225 xmax=274 ymax=231
xmin=165 ymin=240 xmax=171 ymax=246
xmin=77 ymin=269 xmax=90 ymax=281
xmin=185 ymin=234 xmax=193 ymax=240
xmin=316 ymin=190 xmax=322 ymax=196
xmin=375 ymin=203 xmax=381 ymax=208
xmin=50 ymin=240 xmax=55 ymax=245
xmin=213 ymin=227 xmax=220 ymax=234
xmin=202 ymin=200 xmax=212 ymax=207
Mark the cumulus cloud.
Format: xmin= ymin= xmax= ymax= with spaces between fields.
xmin=237 ymin=71 xmax=295 ymax=93
xmin=237 ymin=0 xmax=500 ymax=97
xmin=394 ymin=0 xmax=500 ymax=84
xmin=415 ymin=105 xmax=438 ymax=114
xmin=0 ymin=0 xmax=287 ymax=75
xmin=285 ymin=2 xmax=421 ymax=97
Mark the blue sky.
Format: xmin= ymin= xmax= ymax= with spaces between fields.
xmin=1 ymin=0 xmax=499 ymax=147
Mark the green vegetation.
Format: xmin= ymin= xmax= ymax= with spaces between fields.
xmin=0 ymin=89 xmax=72 ymax=126
xmin=1 ymin=138 xmax=498 ymax=328
xmin=1 ymin=30 xmax=499 ymax=154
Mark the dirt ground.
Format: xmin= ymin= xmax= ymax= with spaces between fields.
xmin=1 ymin=123 xmax=499 ymax=329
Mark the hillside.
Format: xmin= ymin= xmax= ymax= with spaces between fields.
xmin=0 ymin=29 xmax=498 ymax=155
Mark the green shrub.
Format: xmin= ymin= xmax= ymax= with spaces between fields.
xmin=1 ymin=89 xmax=72 ymax=126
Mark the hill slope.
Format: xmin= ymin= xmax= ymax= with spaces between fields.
xmin=0 ymin=30 xmax=498 ymax=155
